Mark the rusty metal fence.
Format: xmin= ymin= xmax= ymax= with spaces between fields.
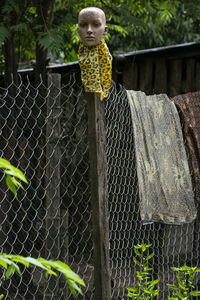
xmin=0 ymin=72 xmax=199 ymax=300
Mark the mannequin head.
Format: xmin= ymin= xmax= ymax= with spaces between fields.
xmin=77 ymin=7 xmax=108 ymax=47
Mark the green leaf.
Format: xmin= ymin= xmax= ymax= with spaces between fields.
xmin=134 ymin=248 xmax=142 ymax=256
xmin=28 ymin=6 xmax=37 ymax=15
xmin=149 ymin=278 xmax=160 ymax=286
xmin=0 ymin=254 xmax=84 ymax=295
xmin=143 ymin=266 xmax=152 ymax=271
xmin=167 ymin=284 xmax=178 ymax=290
xmin=0 ymin=158 xmax=12 ymax=169
xmin=178 ymin=281 xmax=186 ymax=290
xmin=37 ymin=29 xmax=63 ymax=54
xmin=108 ymin=24 xmax=128 ymax=37
xmin=24 ymin=257 xmax=56 ymax=274
xmin=0 ymin=255 xmax=21 ymax=277
xmin=128 ymin=290 xmax=140 ymax=297
xmin=0 ymin=26 xmax=9 ymax=45
xmin=176 ymin=291 xmax=184 ymax=299
xmin=0 ymin=158 xmax=28 ymax=196
xmin=0 ymin=295 xmax=4 ymax=299
xmin=40 ymin=260 xmax=85 ymax=286
xmin=5 ymin=255 xmax=29 ymax=267
xmin=5 ymin=167 xmax=28 ymax=183
xmin=11 ymin=23 xmax=28 ymax=32
xmin=0 ymin=158 xmax=28 ymax=183
xmin=133 ymin=256 xmax=141 ymax=266
xmin=6 ymin=175 xmax=17 ymax=196
xmin=190 ymin=291 xmax=200 ymax=296
xmin=152 ymin=288 xmax=160 ymax=296
xmin=127 ymin=287 xmax=138 ymax=292
xmin=11 ymin=177 xmax=24 ymax=190
xmin=67 ymin=278 xmax=83 ymax=296
xmin=2 ymin=1 xmax=18 ymax=14
xmin=179 ymin=265 xmax=193 ymax=272
xmin=146 ymin=252 xmax=154 ymax=261
xmin=6 ymin=263 xmax=20 ymax=279
xmin=0 ymin=257 xmax=8 ymax=269
xmin=134 ymin=244 xmax=143 ymax=249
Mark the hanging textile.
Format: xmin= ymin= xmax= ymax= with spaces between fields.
xmin=127 ymin=90 xmax=197 ymax=224
xmin=172 ymin=92 xmax=200 ymax=204
xmin=78 ymin=39 xmax=112 ymax=101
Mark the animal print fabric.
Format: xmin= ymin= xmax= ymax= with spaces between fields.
xmin=172 ymin=92 xmax=200 ymax=204
xmin=127 ymin=90 xmax=197 ymax=224
xmin=78 ymin=39 xmax=112 ymax=101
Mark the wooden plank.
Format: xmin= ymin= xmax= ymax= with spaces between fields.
xmin=45 ymin=73 xmax=61 ymax=299
xmin=153 ymin=58 xmax=167 ymax=94
xmin=168 ymin=59 xmax=182 ymax=96
xmin=87 ymin=93 xmax=111 ymax=300
xmin=195 ymin=60 xmax=200 ymax=91
xmin=139 ymin=59 xmax=153 ymax=95
xmin=182 ymin=58 xmax=195 ymax=93
xmin=122 ymin=58 xmax=138 ymax=90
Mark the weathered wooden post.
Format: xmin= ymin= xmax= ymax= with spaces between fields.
xmin=45 ymin=73 xmax=61 ymax=299
xmin=87 ymin=92 xmax=111 ymax=300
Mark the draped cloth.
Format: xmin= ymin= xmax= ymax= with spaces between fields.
xmin=127 ymin=90 xmax=197 ymax=224
xmin=172 ymin=92 xmax=200 ymax=203
xmin=78 ymin=39 xmax=112 ymax=101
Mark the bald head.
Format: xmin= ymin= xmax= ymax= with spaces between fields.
xmin=78 ymin=7 xmax=106 ymax=24
xmin=77 ymin=7 xmax=108 ymax=47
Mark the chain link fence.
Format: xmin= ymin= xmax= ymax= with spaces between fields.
xmin=0 ymin=72 xmax=199 ymax=299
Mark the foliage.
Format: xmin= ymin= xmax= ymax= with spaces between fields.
xmin=0 ymin=0 xmax=200 ymax=75
xmin=167 ymin=265 xmax=200 ymax=299
xmin=0 ymin=158 xmax=85 ymax=298
xmin=0 ymin=158 xmax=27 ymax=197
xmin=0 ymin=254 xmax=85 ymax=299
xmin=126 ymin=241 xmax=160 ymax=299
xmin=126 ymin=242 xmax=200 ymax=299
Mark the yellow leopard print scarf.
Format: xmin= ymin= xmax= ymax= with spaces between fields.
xmin=78 ymin=39 xmax=112 ymax=101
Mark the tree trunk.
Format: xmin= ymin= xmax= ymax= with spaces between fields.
xmin=34 ymin=0 xmax=55 ymax=85
xmin=3 ymin=32 xmax=18 ymax=86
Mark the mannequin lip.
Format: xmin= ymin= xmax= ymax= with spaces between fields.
xmin=85 ymin=36 xmax=95 ymax=39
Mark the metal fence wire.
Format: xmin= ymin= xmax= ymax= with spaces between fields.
xmin=0 ymin=72 xmax=199 ymax=300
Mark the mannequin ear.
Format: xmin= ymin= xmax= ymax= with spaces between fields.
xmin=104 ymin=26 xmax=108 ymax=35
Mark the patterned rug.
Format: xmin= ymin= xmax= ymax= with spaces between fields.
xmin=127 ymin=90 xmax=197 ymax=224
xmin=172 ymin=91 xmax=200 ymax=204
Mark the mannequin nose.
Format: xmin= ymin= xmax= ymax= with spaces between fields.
xmin=87 ymin=25 xmax=93 ymax=33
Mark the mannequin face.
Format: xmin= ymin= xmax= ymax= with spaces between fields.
xmin=77 ymin=7 xmax=108 ymax=47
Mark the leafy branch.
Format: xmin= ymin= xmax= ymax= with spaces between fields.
xmin=0 ymin=254 xmax=85 ymax=299
xmin=0 ymin=158 xmax=28 ymax=197
xmin=168 ymin=265 xmax=200 ymax=299
xmin=127 ymin=241 xmax=160 ymax=299
xmin=0 ymin=158 xmax=85 ymax=298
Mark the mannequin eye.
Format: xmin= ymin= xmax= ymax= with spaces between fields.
xmin=79 ymin=23 xmax=87 ymax=27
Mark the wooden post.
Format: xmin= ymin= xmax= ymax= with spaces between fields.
xmin=87 ymin=93 xmax=111 ymax=300
xmin=45 ymin=73 xmax=61 ymax=298
xmin=59 ymin=208 xmax=69 ymax=298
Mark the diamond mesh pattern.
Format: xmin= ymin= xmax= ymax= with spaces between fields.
xmin=0 ymin=74 xmax=199 ymax=300
xmin=0 ymin=74 xmax=93 ymax=299
xmin=105 ymin=83 xmax=200 ymax=299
